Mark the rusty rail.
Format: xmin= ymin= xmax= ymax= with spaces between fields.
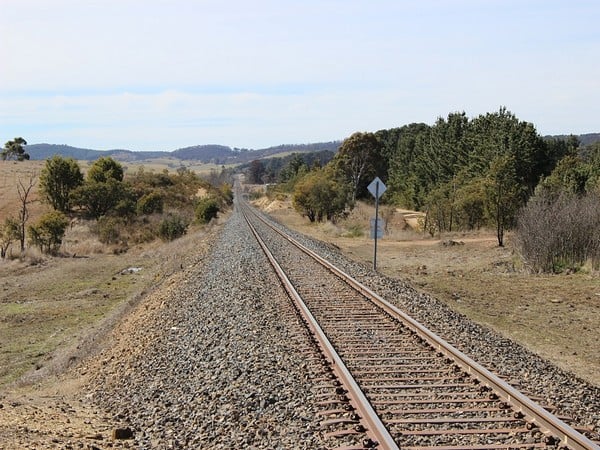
xmin=241 ymin=200 xmax=599 ymax=450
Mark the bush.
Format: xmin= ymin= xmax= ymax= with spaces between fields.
xmin=137 ymin=191 xmax=164 ymax=215
xmin=516 ymin=192 xmax=600 ymax=272
xmin=28 ymin=211 xmax=69 ymax=255
xmin=195 ymin=197 xmax=219 ymax=224
xmin=158 ymin=215 xmax=188 ymax=241
xmin=96 ymin=216 xmax=125 ymax=244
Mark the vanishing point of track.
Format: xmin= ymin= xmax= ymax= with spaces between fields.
xmin=239 ymin=199 xmax=599 ymax=450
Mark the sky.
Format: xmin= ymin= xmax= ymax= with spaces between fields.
xmin=1 ymin=0 xmax=599 ymax=151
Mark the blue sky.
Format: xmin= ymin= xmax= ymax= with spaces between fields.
xmin=1 ymin=0 xmax=598 ymax=151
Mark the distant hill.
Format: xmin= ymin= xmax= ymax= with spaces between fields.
xmin=546 ymin=133 xmax=600 ymax=146
xmin=24 ymin=141 xmax=342 ymax=164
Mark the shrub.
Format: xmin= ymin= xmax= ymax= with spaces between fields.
xmin=343 ymin=223 xmax=364 ymax=238
xmin=158 ymin=215 xmax=188 ymax=241
xmin=113 ymin=198 xmax=137 ymax=219
xmin=96 ymin=216 xmax=125 ymax=244
xmin=28 ymin=211 xmax=69 ymax=255
xmin=137 ymin=191 xmax=164 ymax=215
xmin=195 ymin=197 xmax=219 ymax=224
xmin=219 ymin=183 xmax=234 ymax=206
xmin=516 ymin=192 xmax=600 ymax=272
xmin=0 ymin=217 xmax=20 ymax=259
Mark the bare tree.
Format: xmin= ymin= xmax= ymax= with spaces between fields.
xmin=16 ymin=175 xmax=37 ymax=253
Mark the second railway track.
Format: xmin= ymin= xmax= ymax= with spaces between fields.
xmin=239 ymin=198 xmax=599 ymax=450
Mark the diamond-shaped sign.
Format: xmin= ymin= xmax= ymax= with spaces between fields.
xmin=367 ymin=177 xmax=387 ymax=199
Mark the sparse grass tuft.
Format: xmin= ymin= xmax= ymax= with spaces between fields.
xmin=342 ymin=223 xmax=364 ymax=238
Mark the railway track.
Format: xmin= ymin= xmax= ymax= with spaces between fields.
xmin=239 ymin=199 xmax=599 ymax=450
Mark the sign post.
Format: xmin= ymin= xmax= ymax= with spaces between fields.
xmin=367 ymin=177 xmax=387 ymax=271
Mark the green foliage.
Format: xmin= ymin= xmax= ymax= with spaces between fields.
xmin=537 ymin=155 xmax=589 ymax=198
xmin=453 ymin=177 xmax=486 ymax=230
xmin=87 ymin=156 xmax=124 ymax=183
xmin=483 ymin=154 xmax=525 ymax=246
xmin=195 ymin=197 xmax=220 ymax=224
xmin=0 ymin=217 xmax=20 ymax=258
xmin=343 ymin=224 xmax=364 ymax=238
xmin=333 ymin=132 xmax=384 ymax=202
xmin=70 ymin=179 xmax=130 ymax=219
xmin=364 ymin=108 xmax=571 ymax=245
xmin=537 ymin=143 xmax=600 ymax=198
xmin=218 ymin=183 xmax=234 ymax=206
xmin=136 ymin=191 xmax=164 ymax=215
xmin=113 ymin=198 xmax=137 ymax=219
xmin=1 ymin=137 xmax=29 ymax=161
xmin=28 ymin=211 xmax=69 ymax=255
xmin=96 ymin=216 xmax=125 ymax=244
xmin=247 ymin=160 xmax=266 ymax=184
xmin=39 ymin=155 xmax=84 ymax=212
xmin=158 ymin=215 xmax=188 ymax=241
xmin=279 ymin=154 xmax=309 ymax=183
xmin=292 ymin=168 xmax=351 ymax=222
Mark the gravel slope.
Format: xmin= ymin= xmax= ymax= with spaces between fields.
xmin=86 ymin=209 xmax=328 ymax=449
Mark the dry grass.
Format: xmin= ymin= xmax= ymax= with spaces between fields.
xmin=263 ymin=198 xmax=600 ymax=386
xmin=0 ymin=160 xmax=225 ymax=387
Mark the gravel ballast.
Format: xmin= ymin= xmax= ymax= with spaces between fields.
xmin=260 ymin=209 xmax=600 ymax=436
xmin=87 ymin=203 xmax=599 ymax=447
xmin=88 ymin=210 xmax=327 ymax=449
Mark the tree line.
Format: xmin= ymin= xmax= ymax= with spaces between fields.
xmin=1 ymin=152 xmax=233 ymax=258
xmin=249 ymin=108 xmax=600 ymax=272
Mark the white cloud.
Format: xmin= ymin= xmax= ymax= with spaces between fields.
xmin=1 ymin=0 xmax=599 ymax=148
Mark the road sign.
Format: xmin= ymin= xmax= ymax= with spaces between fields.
xmin=367 ymin=177 xmax=386 ymax=271
xmin=368 ymin=177 xmax=387 ymax=199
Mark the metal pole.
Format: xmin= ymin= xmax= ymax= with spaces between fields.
xmin=374 ymin=181 xmax=379 ymax=271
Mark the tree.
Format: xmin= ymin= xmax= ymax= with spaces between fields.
xmin=16 ymin=176 xmax=36 ymax=252
xmin=87 ymin=156 xmax=124 ymax=183
xmin=454 ymin=177 xmax=486 ymax=230
xmin=292 ymin=168 xmax=350 ymax=222
xmin=279 ymin=154 xmax=308 ymax=183
xmin=1 ymin=137 xmax=29 ymax=161
xmin=247 ymin=160 xmax=266 ymax=184
xmin=484 ymin=155 xmax=523 ymax=247
xmin=385 ymin=123 xmax=431 ymax=209
xmin=39 ymin=156 xmax=84 ymax=212
xmin=70 ymin=179 xmax=129 ymax=219
xmin=28 ymin=211 xmax=69 ymax=255
xmin=333 ymin=132 xmax=384 ymax=203
xmin=536 ymin=155 xmax=589 ymax=199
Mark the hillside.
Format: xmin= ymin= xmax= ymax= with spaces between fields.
xmin=24 ymin=141 xmax=341 ymax=163
xmin=544 ymin=132 xmax=600 ymax=146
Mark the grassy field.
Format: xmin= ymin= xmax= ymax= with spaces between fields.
xmin=0 ymin=159 xmax=224 ymax=386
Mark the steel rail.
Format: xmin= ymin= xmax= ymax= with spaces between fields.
xmin=241 ymin=204 xmax=400 ymax=450
xmin=244 ymin=202 xmax=599 ymax=450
